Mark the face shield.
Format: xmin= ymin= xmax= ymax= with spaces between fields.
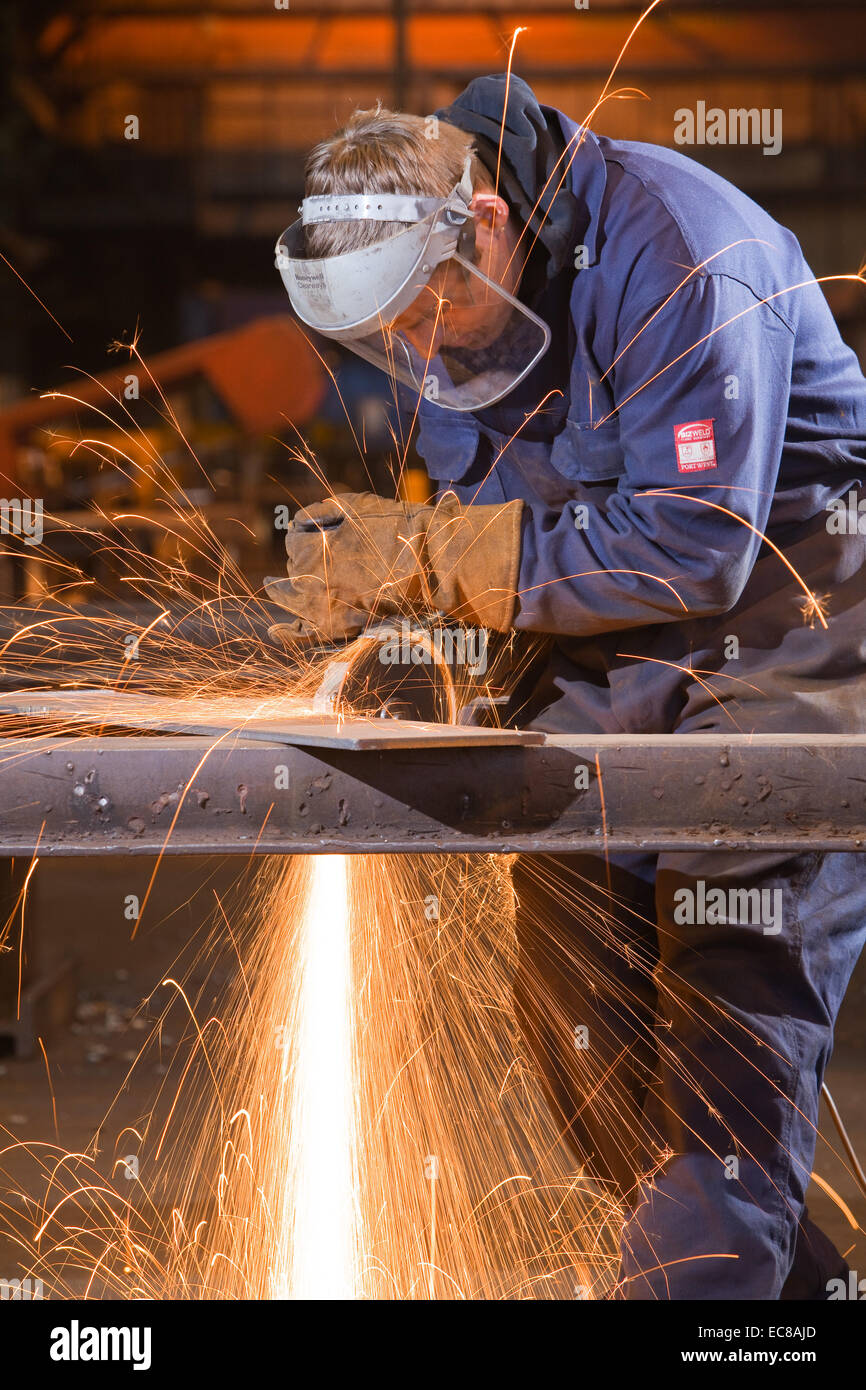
xmin=275 ymin=157 xmax=551 ymax=412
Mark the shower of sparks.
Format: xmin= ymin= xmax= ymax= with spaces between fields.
xmin=280 ymin=855 xmax=360 ymax=1299
xmin=1 ymin=853 xmax=622 ymax=1300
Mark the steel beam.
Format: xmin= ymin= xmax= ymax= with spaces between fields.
xmin=2 ymin=732 xmax=866 ymax=856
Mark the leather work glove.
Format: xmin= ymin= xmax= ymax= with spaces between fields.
xmin=265 ymin=492 xmax=523 ymax=644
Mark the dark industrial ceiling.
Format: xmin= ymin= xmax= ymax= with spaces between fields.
xmin=2 ymin=1 xmax=864 ymax=378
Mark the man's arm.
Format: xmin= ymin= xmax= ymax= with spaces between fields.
xmin=515 ymin=272 xmax=796 ymax=636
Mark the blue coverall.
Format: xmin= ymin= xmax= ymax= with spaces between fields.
xmin=418 ymin=75 xmax=866 ymax=1299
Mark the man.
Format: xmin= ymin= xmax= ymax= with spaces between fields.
xmin=269 ymin=74 xmax=866 ymax=1299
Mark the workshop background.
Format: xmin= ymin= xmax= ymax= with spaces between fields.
xmin=1 ymin=0 xmax=865 ymax=1293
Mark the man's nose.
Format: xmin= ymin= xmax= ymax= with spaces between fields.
xmin=400 ymin=317 xmax=444 ymax=361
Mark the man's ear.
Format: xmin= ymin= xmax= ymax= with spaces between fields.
xmin=469 ymin=192 xmax=510 ymax=249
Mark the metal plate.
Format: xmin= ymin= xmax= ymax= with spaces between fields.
xmin=0 ymin=689 xmax=543 ymax=750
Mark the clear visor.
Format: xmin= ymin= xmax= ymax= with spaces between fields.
xmin=347 ymin=252 xmax=551 ymax=412
xmin=276 ymin=212 xmax=551 ymax=412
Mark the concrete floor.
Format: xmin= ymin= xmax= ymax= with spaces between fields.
xmin=1 ymin=855 xmax=864 ymax=1297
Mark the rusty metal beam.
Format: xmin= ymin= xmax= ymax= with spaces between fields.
xmin=1 ymin=731 xmax=866 ymax=856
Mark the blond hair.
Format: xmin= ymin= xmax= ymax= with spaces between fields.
xmin=303 ymin=103 xmax=490 ymax=257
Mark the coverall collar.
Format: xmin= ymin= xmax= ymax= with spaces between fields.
xmin=434 ymin=74 xmax=607 ymax=278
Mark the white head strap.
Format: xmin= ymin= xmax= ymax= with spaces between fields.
xmin=299 ymin=154 xmax=474 ymax=229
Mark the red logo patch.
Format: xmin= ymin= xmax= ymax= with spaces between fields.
xmin=674 ymin=419 xmax=717 ymax=473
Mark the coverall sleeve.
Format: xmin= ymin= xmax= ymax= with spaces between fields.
xmin=514 ymin=271 xmax=796 ymax=636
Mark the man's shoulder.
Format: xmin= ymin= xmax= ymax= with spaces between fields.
xmin=600 ymin=134 xmax=789 ymax=244
xmin=595 ymin=133 xmax=796 ymax=274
